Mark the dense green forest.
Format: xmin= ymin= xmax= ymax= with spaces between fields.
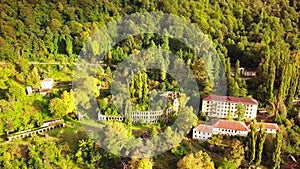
xmin=0 ymin=0 xmax=299 ymax=168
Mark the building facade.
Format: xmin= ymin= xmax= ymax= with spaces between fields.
xmin=192 ymin=124 xmax=213 ymax=140
xmin=193 ymin=119 xmax=279 ymax=141
xmin=98 ymin=92 xmax=180 ymax=124
xmin=202 ymin=95 xmax=258 ymax=120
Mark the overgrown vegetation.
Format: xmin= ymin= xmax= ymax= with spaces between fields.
xmin=0 ymin=0 xmax=299 ymax=168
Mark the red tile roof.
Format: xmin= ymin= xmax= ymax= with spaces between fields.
xmin=245 ymin=122 xmax=280 ymax=130
xmin=212 ymin=119 xmax=249 ymax=131
xmin=195 ymin=124 xmax=213 ymax=133
xmin=203 ymin=95 xmax=258 ymax=105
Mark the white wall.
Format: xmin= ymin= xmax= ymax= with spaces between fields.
xmin=203 ymin=100 xmax=257 ymax=120
xmin=193 ymin=128 xmax=212 ymax=140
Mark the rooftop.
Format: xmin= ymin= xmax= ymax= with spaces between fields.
xmin=212 ymin=119 xmax=249 ymax=131
xmin=195 ymin=124 xmax=213 ymax=133
xmin=245 ymin=122 xmax=280 ymax=130
xmin=42 ymin=78 xmax=54 ymax=82
xmin=203 ymin=95 xmax=258 ymax=105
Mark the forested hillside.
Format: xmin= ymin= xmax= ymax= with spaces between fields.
xmin=0 ymin=0 xmax=299 ymax=168
xmin=1 ymin=0 xmax=299 ymax=104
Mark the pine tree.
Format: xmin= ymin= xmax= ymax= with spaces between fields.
xmin=272 ymin=129 xmax=282 ymax=169
xmin=249 ymin=119 xmax=257 ymax=163
xmin=235 ymin=60 xmax=241 ymax=81
xmin=269 ymin=62 xmax=276 ymax=101
xmin=65 ymin=36 xmax=73 ymax=57
xmin=142 ymin=72 xmax=149 ymax=104
xmin=256 ymin=123 xmax=266 ymax=166
xmin=226 ymin=58 xmax=239 ymax=96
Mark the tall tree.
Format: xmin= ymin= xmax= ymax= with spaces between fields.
xmin=234 ymin=59 xmax=241 ymax=81
xmin=256 ymin=123 xmax=266 ymax=166
xmin=236 ymin=103 xmax=245 ymax=121
xmin=249 ymin=119 xmax=257 ymax=163
xmin=272 ymin=129 xmax=283 ymax=169
xmin=49 ymin=98 xmax=67 ymax=118
xmin=61 ymin=90 xmax=75 ymax=113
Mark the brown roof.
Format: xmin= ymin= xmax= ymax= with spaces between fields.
xmin=212 ymin=119 xmax=249 ymax=131
xmin=245 ymin=122 xmax=280 ymax=130
xmin=195 ymin=124 xmax=213 ymax=133
xmin=203 ymin=95 xmax=258 ymax=105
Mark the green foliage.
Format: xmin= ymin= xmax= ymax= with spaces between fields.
xmin=0 ymin=137 xmax=78 ymax=169
xmin=49 ymin=97 xmax=68 ymax=118
xmin=0 ymin=63 xmax=15 ymax=89
xmin=6 ymin=80 xmax=27 ymax=102
xmin=75 ymin=138 xmax=101 ymax=168
xmin=272 ymin=129 xmax=283 ymax=169
xmin=224 ymin=139 xmax=244 ymax=167
xmin=217 ymin=158 xmax=237 ymax=169
xmin=129 ymin=158 xmax=153 ymax=169
xmin=236 ymin=103 xmax=245 ymax=121
xmin=255 ymin=123 xmax=266 ymax=166
xmin=284 ymin=118 xmax=300 ymax=156
xmin=249 ymin=119 xmax=257 ymax=163
xmin=61 ymin=90 xmax=75 ymax=113
xmin=177 ymin=151 xmax=214 ymax=169
xmin=171 ymin=141 xmax=191 ymax=157
xmin=0 ymin=0 xmax=299 ymax=168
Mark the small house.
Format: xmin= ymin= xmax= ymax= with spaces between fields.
xmin=41 ymin=78 xmax=54 ymax=90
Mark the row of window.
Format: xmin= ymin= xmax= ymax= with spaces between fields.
xmin=207 ymin=105 xmax=254 ymax=110
xmin=194 ymin=131 xmax=211 ymax=135
xmin=219 ymin=129 xmax=237 ymax=132
xmin=206 ymin=107 xmax=254 ymax=112
xmin=131 ymin=112 xmax=162 ymax=115
xmin=206 ymin=101 xmax=254 ymax=107
xmin=131 ymin=115 xmax=161 ymax=119
xmin=194 ymin=136 xmax=210 ymax=139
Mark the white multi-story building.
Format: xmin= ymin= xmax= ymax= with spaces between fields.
xmin=193 ymin=119 xmax=279 ymax=141
xmin=202 ymin=95 xmax=258 ymax=120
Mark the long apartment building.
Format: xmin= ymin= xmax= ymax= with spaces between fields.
xmin=193 ymin=119 xmax=279 ymax=141
xmin=202 ymin=95 xmax=258 ymax=120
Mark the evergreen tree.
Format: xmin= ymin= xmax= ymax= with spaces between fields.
xmin=249 ymin=119 xmax=257 ymax=163
xmin=256 ymin=123 xmax=266 ymax=166
xmin=234 ymin=60 xmax=241 ymax=81
xmin=272 ymin=129 xmax=283 ymax=169
xmin=236 ymin=103 xmax=245 ymax=121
